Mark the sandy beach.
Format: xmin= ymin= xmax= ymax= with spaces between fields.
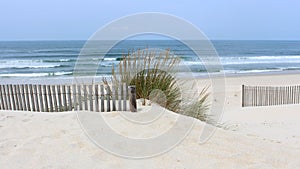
xmin=0 ymin=73 xmax=300 ymax=168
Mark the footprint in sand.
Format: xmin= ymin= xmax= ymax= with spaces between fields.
xmin=6 ymin=116 xmax=14 ymax=119
xmin=22 ymin=119 xmax=30 ymax=122
xmin=0 ymin=140 xmax=21 ymax=155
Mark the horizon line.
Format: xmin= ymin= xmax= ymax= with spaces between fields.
xmin=1 ymin=39 xmax=300 ymax=41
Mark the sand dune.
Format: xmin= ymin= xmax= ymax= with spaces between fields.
xmin=0 ymin=110 xmax=299 ymax=168
xmin=0 ymin=73 xmax=300 ymax=168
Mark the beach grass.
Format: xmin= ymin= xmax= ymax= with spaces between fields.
xmin=106 ymin=49 xmax=210 ymax=121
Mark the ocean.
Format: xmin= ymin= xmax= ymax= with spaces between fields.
xmin=0 ymin=40 xmax=300 ymax=79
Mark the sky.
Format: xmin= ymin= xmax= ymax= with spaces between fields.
xmin=0 ymin=0 xmax=299 ymax=40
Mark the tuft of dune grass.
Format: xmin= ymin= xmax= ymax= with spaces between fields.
xmin=105 ymin=49 xmax=211 ymax=122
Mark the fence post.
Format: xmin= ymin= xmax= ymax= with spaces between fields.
xmin=95 ymin=84 xmax=99 ymax=112
xmin=128 ymin=85 xmax=137 ymax=112
xmin=123 ymin=83 xmax=127 ymax=111
xmin=242 ymin=85 xmax=245 ymax=107
xmin=118 ymin=83 xmax=122 ymax=111
xmin=112 ymin=85 xmax=116 ymax=111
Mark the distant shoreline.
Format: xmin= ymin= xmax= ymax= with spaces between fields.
xmin=0 ymin=70 xmax=299 ymax=85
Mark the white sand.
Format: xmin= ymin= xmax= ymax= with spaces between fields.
xmin=213 ymin=74 xmax=300 ymax=148
xmin=0 ymin=73 xmax=300 ymax=168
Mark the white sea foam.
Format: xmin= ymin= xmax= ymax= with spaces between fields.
xmin=103 ymin=58 xmax=117 ymax=61
xmin=180 ymin=55 xmax=300 ymax=66
xmin=0 ymin=64 xmax=61 ymax=69
xmin=0 ymin=72 xmax=73 ymax=77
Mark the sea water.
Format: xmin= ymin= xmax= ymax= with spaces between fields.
xmin=0 ymin=40 xmax=300 ymax=79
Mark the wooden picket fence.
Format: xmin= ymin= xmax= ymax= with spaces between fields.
xmin=242 ymin=85 xmax=300 ymax=107
xmin=0 ymin=83 xmax=136 ymax=112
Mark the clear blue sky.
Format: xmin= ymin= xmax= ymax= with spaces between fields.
xmin=0 ymin=0 xmax=299 ymax=40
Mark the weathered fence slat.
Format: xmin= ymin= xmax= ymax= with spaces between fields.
xmin=88 ymin=85 xmax=93 ymax=111
xmin=62 ymin=85 xmax=67 ymax=111
xmin=0 ymin=86 xmax=5 ymax=110
xmin=57 ymin=85 xmax=62 ymax=111
xmin=0 ymin=85 xmax=5 ymax=110
xmin=47 ymin=85 xmax=53 ymax=112
xmin=123 ymin=83 xmax=127 ymax=111
xmin=118 ymin=83 xmax=122 ymax=111
xmin=67 ymin=86 xmax=72 ymax=111
xmin=100 ymin=84 xmax=105 ymax=112
xmin=8 ymin=85 xmax=15 ymax=110
xmin=42 ymin=85 xmax=48 ymax=112
xmin=83 ymin=85 xmax=88 ymax=111
xmin=7 ymin=85 xmax=13 ymax=110
xmin=72 ymin=85 xmax=77 ymax=111
xmin=77 ymin=85 xmax=82 ymax=110
xmin=12 ymin=85 xmax=18 ymax=110
xmin=38 ymin=85 xmax=43 ymax=112
xmin=5 ymin=85 xmax=11 ymax=110
xmin=51 ymin=85 xmax=58 ymax=112
xmin=29 ymin=85 xmax=35 ymax=111
xmin=112 ymin=85 xmax=116 ymax=111
xmin=106 ymin=85 xmax=111 ymax=112
xmin=3 ymin=85 xmax=8 ymax=110
xmin=33 ymin=85 xmax=39 ymax=112
xmin=2 ymin=85 xmax=6 ymax=110
xmin=296 ymin=86 xmax=300 ymax=104
xmin=25 ymin=84 xmax=31 ymax=111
